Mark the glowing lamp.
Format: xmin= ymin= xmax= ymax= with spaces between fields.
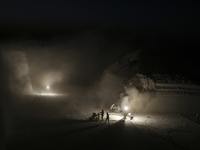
xmin=47 ymin=86 xmax=50 ymax=89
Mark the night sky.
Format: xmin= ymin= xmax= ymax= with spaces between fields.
xmin=1 ymin=0 xmax=200 ymax=89
xmin=1 ymin=0 xmax=200 ymax=37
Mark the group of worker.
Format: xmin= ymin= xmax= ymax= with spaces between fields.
xmin=97 ymin=109 xmax=109 ymax=123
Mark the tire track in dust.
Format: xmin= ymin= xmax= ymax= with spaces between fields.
xmin=144 ymin=115 xmax=189 ymax=150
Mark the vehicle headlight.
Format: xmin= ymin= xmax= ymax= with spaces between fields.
xmin=124 ymin=106 xmax=128 ymax=110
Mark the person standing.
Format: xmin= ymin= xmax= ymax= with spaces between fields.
xmin=101 ymin=109 xmax=104 ymax=121
xmin=105 ymin=112 xmax=109 ymax=124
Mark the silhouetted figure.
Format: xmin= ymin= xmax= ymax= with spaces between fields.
xmin=196 ymin=112 xmax=199 ymax=123
xmin=97 ymin=113 xmax=100 ymax=121
xmin=101 ymin=110 xmax=104 ymax=120
xmin=105 ymin=112 xmax=109 ymax=123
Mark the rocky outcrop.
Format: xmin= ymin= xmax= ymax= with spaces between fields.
xmin=106 ymin=49 xmax=197 ymax=86
xmin=106 ymin=49 xmax=142 ymax=79
xmin=98 ymin=49 xmax=200 ymax=113
xmin=126 ymin=74 xmax=155 ymax=92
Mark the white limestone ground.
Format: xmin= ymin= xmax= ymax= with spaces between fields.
xmin=6 ymin=108 xmax=200 ymax=150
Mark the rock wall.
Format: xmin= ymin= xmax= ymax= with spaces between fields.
xmin=139 ymin=95 xmax=200 ymax=114
xmin=127 ymin=74 xmax=155 ymax=92
xmin=99 ymin=72 xmax=200 ymax=114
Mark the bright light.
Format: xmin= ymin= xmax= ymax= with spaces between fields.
xmin=124 ymin=106 xmax=128 ymax=110
xmin=110 ymin=115 xmax=124 ymax=120
xmin=128 ymin=113 xmax=131 ymax=116
xmin=33 ymin=92 xmax=67 ymax=97
xmin=47 ymin=86 xmax=49 ymax=89
xmin=38 ymin=93 xmax=56 ymax=96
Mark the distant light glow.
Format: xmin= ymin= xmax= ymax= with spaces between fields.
xmin=47 ymin=86 xmax=50 ymax=89
xmin=124 ymin=106 xmax=128 ymax=110
xmin=38 ymin=93 xmax=55 ymax=96
xmin=33 ymin=92 xmax=67 ymax=97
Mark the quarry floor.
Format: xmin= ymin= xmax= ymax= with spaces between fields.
xmin=5 ymin=112 xmax=200 ymax=150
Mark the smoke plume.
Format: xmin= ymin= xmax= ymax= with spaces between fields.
xmin=124 ymin=86 xmax=152 ymax=113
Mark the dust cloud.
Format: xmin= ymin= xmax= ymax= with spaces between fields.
xmin=0 ymin=31 xmax=133 ymax=146
xmin=123 ymin=86 xmax=153 ymax=113
xmin=1 ymin=50 xmax=32 ymax=94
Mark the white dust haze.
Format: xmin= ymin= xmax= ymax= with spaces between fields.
xmin=122 ymin=86 xmax=153 ymax=113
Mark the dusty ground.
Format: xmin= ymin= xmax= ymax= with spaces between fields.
xmin=5 ymin=111 xmax=200 ymax=150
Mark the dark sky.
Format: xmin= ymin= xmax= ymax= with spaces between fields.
xmin=1 ymin=0 xmax=200 ymax=90
xmin=1 ymin=0 xmax=200 ymax=34
xmin=1 ymin=0 xmax=199 ymax=53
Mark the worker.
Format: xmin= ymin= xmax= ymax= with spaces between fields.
xmin=101 ymin=109 xmax=104 ymax=121
xmin=105 ymin=112 xmax=109 ymax=123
